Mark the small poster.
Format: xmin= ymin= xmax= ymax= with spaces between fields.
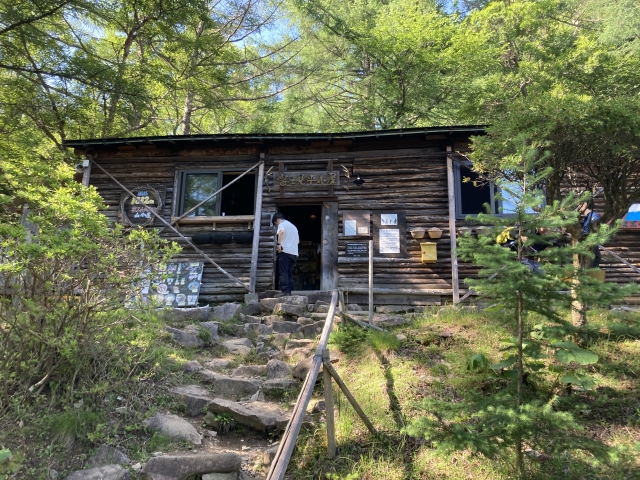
xmin=344 ymin=220 xmax=357 ymax=236
xmin=379 ymin=229 xmax=400 ymax=254
xmin=358 ymin=226 xmax=369 ymax=234
xmin=120 ymin=186 xmax=165 ymax=226
xmin=381 ymin=214 xmax=398 ymax=225
xmin=134 ymin=261 xmax=204 ymax=307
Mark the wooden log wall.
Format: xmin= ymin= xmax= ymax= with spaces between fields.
xmin=87 ymin=151 xmax=275 ymax=303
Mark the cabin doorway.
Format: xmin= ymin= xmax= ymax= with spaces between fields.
xmin=277 ymin=205 xmax=322 ymax=291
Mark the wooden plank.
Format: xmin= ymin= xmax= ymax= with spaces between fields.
xmin=250 ymin=162 xmax=265 ymax=293
xmin=446 ymin=146 xmax=460 ymax=303
xmin=323 ymin=349 xmax=336 ymax=459
xmin=321 ymin=202 xmax=339 ymax=290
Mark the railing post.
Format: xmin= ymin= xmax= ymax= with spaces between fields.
xmin=323 ymin=349 xmax=336 ymax=458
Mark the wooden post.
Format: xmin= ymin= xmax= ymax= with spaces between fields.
xmin=249 ymin=161 xmax=265 ymax=293
xmin=321 ymin=203 xmax=339 ymax=291
xmin=323 ymin=361 xmax=377 ymax=435
xmin=446 ymin=146 xmax=460 ymax=304
xmin=338 ymin=289 xmax=345 ymax=314
xmin=323 ymin=349 xmax=336 ymax=458
xmin=368 ymin=239 xmax=373 ymax=324
xmin=81 ymin=159 xmax=92 ymax=187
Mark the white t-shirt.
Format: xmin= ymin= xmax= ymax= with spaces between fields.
xmin=277 ymin=220 xmax=299 ymax=256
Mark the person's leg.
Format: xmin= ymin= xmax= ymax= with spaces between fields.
xmin=278 ymin=253 xmax=293 ymax=295
xmin=287 ymin=254 xmax=297 ymax=295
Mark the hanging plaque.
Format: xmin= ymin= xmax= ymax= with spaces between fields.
xmin=274 ymin=171 xmax=340 ymax=187
xmin=120 ymin=186 xmax=165 ymax=226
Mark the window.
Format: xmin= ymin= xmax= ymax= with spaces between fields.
xmin=177 ymin=170 xmax=256 ymax=217
xmin=454 ymin=163 xmax=544 ymax=218
xmin=455 ymin=163 xmax=496 ymax=218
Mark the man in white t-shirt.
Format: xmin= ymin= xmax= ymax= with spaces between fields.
xmin=272 ymin=212 xmax=299 ymax=296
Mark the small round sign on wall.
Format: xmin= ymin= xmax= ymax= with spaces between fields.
xmin=120 ymin=186 xmax=163 ymax=226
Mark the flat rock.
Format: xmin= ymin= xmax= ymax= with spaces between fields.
xmin=285 ymin=346 xmax=314 ymax=362
xmin=203 ymin=359 xmax=233 ymax=371
xmin=206 ymin=398 xmax=283 ymax=431
xmin=231 ymin=365 xmax=267 ymax=377
xmin=262 ymin=315 xmax=284 ymax=326
xmin=266 ymin=359 xmax=291 ymax=379
xmin=143 ymin=413 xmax=202 ymax=444
xmin=197 ymin=372 xmax=260 ymax=400
xmin=270 ymin=321 xmax=301 ymax=334
xmin=261 ymin=446 xmax=279 ymax=466
xmin=165 ymin=327 xmax=205 ymax=348
xmin=257 ymin=333 xmax=290 ymax=349
xmin=286 ymin=339 xmax=315 ymax=350
xmin=280 ymin=295 xmax=309 ymax=307
xmin=202 ymin=473 xmax=238 ymax=480
xmin=221 ymin=338 xmax=252 ymax=355
xmin=240 ymin=300 xmax=265 ymax=316
xmin=292 ymin=352 xmax=338 ymax=380
xmin=169 ymin=385 xmax=213 ymax=417
xmin=297 ymin=321 xmax=324 ymax=339
xmin=65 ymin=464 xmax=129 ymax=480
xmin=276 ymin=412 xmax=293 ymax=431
xmin=161 ymin=306 xmax=210 ymax=325
xmin=142 ymin=453 xmax=241 ymax=480
xmin=259 ymin=298 xmax=281 ymax=311
xmin=273 ymin=303 xmax=304 ymax=318
xmin=182 ymin=360 xmax=203 ymax=373
xmin=258 ymin=290 xmax=283 ymax=300
xmin=315 ymin=304 xmax=329 ymax=314
xmin=238 ymin=314 xmax=262 ymax=324
xmin=296 ymin=317 xmax=315 ymax=325
xmin=347 ymin=304 xmax=363 ymax=312
xmin=199 ymin=322 xmax=220 ymax=341
xmin=86 ymin=444 xmax=129 ymax=468
xmin=212 ymin=303 xmax=242 ymax=321
xmin=262 ymin=378 xmax=300 ymax=396
xmin=376 ymin=305 xmax=415 ymax=314
xmin=307 ymin=312 xmax=328 ymax=320
xmin=371 ymin=314 xmax=412 ymax=327
xmin=244 ymin=323 xmax=273 ymax=335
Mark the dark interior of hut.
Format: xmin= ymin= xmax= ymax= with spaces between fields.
xmin=276 ymin=205 xmax=322 ymax=291
xmin=220 ymin=172 xmax=255 ymax=216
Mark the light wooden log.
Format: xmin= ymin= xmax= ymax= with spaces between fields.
xmin=250 ymin=162 xmax=265 ymax=293
xmin=446 ymin=146 xmax=460 ymax=303
xmin=369 ymin=239 xmax=373 ymax=324
xmin=323 ymin=361 xmax=377 ymax=435
xmin=266 ymin=290 xmax=338 ymax=480
xmin=323 ymin=349 xmax=336 ymax=459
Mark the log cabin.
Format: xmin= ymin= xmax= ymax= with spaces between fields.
xmin=63 ymin=126 xmax=640 ymax=307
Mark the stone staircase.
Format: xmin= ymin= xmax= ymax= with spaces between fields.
xmin=64 ymin=293 xmax=354 ymax=480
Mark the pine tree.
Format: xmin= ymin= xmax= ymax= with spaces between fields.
xmin=404 ymin=137 xmax=636 ymax=478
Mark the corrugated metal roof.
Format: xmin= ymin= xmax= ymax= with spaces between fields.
xmin=62 ymin=125 xmax=487 ymax=148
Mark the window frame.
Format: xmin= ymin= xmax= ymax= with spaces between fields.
xmin=454 ymin=161 xmax=498 ymax=219
xmin=174 ymin=168 xmax=257 ymax=218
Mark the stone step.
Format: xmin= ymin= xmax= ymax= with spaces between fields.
xmin=169 ymin=384 xmax=213 ymax=417
xmin=205 ymin=398 xmax=290 ymax=433
xmin=197 ymin=371 xmax=261 ymax=400
xmin=142 ymin=453 xmax=242 ymax=480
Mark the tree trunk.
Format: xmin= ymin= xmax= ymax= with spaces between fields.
xmin=570 ymin=227 xmax=589 ymax=327
xmin=515 ymin=290 xmax=525 ymax=479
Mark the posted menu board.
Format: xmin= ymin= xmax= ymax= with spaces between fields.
xmin=343 ymin=210 xmax=371 ymax=236
xmin=372 ymin=211 xmax=406 ymax=257
xmin=137 ymin=262 xmax=204 ymax=307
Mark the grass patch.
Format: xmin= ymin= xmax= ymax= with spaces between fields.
xmin=290 ymin=307 xmax=640 ymax=479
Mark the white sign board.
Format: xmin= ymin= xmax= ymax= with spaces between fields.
xmin=379 ymin=229 xmax=400 ymax=254
xmin=380 ymin=214 xmax=398 ymax=226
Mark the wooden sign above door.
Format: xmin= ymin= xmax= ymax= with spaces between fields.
xmin=274 ymin=171 xmax=340 ymax=187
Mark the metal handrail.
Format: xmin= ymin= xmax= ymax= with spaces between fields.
xmin=266 ymin=289 xmax=339 ymax=480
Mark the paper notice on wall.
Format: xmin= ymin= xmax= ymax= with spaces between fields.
xmin=358 ymin=226 xmax=369 ymax=235
xmin=380 ymin=213 xmax=398 ymax=225
xmin=379 ymin=228 xmax=400 ymax=253
xmin=344 ymin=219 xmax=357 ymax=236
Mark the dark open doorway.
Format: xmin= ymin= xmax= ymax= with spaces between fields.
xmin=277 ymin=205 xmax=322 ymax=291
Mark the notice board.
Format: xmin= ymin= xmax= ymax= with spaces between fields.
xmin=343 ymin=210 xmax=371 ymax=236
xmin=372 ymin=211 xmax=406 ymax=257
xmin=135 ymin=261 xmax=204 ymax=307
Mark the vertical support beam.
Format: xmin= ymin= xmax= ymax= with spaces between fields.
xmin=250 ymin=160 xmax=265 ymax=293
xmin=368 ymin=239 xmax=373 ymax=324
xmin=279 ymin=162 xmax=285 ymax=197
xmin=446 ymin=146 xmax=460 ymax=304
xmin=327 ymin=159 xmax=334 ymax=197
xmin=323 ymin=349 xmax=336 ymax=459
xmin=81 ymin=159 xmax=92 ymax=187
xmin=321 ymin=202 xmax=338 ymax=291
